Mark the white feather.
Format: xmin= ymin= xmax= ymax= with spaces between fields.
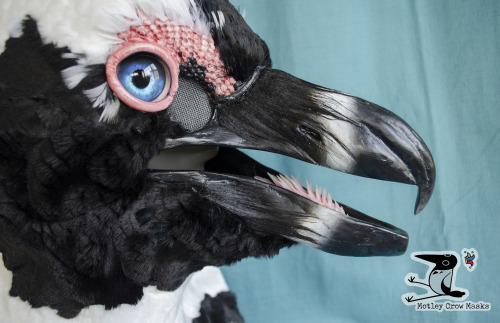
xmin=99 ymin=98 xmax=121 ymax=123
xmin=83 ymin=83 xmax=110 ymax=108
xmin=61 ymin=65 xmax=89 ymax=90
xmin=1 ymin=0 xmax=211 ymax=62
xmin=217 ymin=11 xmax=225 ymax=29
xmin=211 ymin=11 xmax=226 ymax=31
xmin=0 ymin=256 xmax=229 ymax=323
xmin=61 ymin=53 xmax=84 ymax=60
xmin=211 ymin=11 xmax=220 ymax=30
xmin=7 ymin=18 xmax=23 ymax=38
xmin=82 ymin=83 xmax=122 ymax=122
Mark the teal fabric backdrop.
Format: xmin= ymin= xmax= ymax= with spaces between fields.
xmin=220 ymin=1 xmax=499 ymax=322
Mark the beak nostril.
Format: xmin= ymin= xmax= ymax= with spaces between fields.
xmin=135 ymin=208 xmax=154 ymax=227
xmin=298 ymin=124 xmax=322 ymax=142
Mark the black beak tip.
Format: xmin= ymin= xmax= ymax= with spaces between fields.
xmin=379 ymin=226 xmax=409 ymax=256
xmin=414 ymin=178 xmax=436 ymax=215
xmin=414 ymin=186 xmax=432 ymax=215
xmin=328 ymin=227 xmax=409 ymax=257
xmin=414 ymin=154 xmax=436 ymax=215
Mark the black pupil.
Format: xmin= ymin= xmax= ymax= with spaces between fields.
xmin=131 ymin=69 xmax=150 ymax=89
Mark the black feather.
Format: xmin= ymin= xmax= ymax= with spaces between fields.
xmin=0 ymin=17 xmax=289 ymax=318
xmin=195 ymin=0 xmax=272 ymax=80
xmin=194 ymin=292 xmax=244 ymax=323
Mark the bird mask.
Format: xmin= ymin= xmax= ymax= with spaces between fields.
xmin=0 ymin=0 xmax=435 ymax=319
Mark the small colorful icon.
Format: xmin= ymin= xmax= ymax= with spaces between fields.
xmin=462 ymin=248 xmax=478 ymax=272
xmin=464 ymin=252 xmax=475 ymax=268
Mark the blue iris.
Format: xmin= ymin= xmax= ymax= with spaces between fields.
xmin=117 ymin=54 xmax=167 ymax=102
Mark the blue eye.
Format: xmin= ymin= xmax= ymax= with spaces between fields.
xmin=117 ymin=54 xmax=171 ymax=102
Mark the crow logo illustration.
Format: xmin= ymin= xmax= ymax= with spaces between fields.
xmin=404 ymin=251 xmax=468 ymax=303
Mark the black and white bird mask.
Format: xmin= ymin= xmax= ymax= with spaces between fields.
xmin=0 ymin=0 xmax=435 ymax=320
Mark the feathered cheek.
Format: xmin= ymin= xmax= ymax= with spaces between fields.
xmin=105 ymin=42 xmax=180 ymax=113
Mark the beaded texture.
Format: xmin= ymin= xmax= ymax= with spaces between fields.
xmin=118 ymin=18 xmax=236 ymax=97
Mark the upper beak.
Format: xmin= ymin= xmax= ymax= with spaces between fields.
xmin=158 ymin=67 xmax=435 ymax=256
xmin=415 ymin=254 xmax=443 ymax=264
xmin=166 ymin=68 xmax=435 ymax=213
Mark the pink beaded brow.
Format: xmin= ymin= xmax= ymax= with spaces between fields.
xmin=118 ymin=18 xmax=237 ymax=97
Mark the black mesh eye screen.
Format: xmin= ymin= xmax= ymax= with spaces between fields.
xmin=167 ymin=78 xmax=212 ymax=132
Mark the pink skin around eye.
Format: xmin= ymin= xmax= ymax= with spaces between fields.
xmin=118 ymin=18 xmax=237 ymax=96
xmin=106 ymin=41 xmax=180 ymax=113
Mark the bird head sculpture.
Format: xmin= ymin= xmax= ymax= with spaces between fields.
xmin=0 ymin=0 xmax=435 ymax=320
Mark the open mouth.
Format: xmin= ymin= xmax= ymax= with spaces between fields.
xmin=147 ymin=145 xmax=417 ymax=257
xmin=148 ymin=146 xmax=347 ymax=216
xmin=144 ymin=67 xmax=435 ymax=257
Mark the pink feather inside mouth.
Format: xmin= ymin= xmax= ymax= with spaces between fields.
xmin=255 ymin=173 xmax=348 ymax=215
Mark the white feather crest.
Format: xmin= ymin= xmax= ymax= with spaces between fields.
xmin=1 ymin=0 xmax=211 ymax=62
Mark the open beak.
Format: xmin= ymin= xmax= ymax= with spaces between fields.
xmin=152 ymin=67 xmax=435 ymax=257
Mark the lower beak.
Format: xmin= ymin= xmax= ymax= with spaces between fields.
xmin=147 ymin=171 xmax=409 ymax=256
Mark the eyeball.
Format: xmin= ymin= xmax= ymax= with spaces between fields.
xmin=117 ymin=54 xmax=169 ymax=102
xmin=106 ymin=42 xmax=179 ymax=113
